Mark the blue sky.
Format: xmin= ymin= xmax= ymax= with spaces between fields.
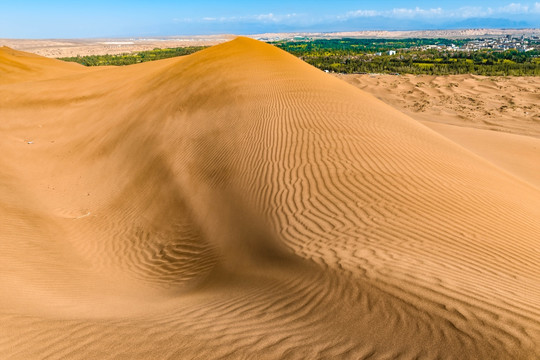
xmin=1 ymin=1 xmax=539 ymax=38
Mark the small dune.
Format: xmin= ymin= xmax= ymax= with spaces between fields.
xmin=1 ymin=37 xmax=539 ymax=359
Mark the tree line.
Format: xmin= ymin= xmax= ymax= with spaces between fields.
xmin=59 ymin=46 xmax=207 ymax=66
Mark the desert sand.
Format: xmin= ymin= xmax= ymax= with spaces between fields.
xmin=0 ymin=36 xmax=233 ymax=58
xmin=337 ymin=74 xmax=540 ymax=191
xmin=1 ymin=38 xmax=539 ymax=359
xmin=337 ymin=74 xmax=540 ymax=137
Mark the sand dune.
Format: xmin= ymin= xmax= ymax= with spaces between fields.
xmin=420 ymin=121 xmax=540 ymax=189
xmin=338 ymin=73 xmax=540 ymax=190
xmin=1 ymin=38 xmax=539 ymax=359
xmin=338 ymin=73 xmax=540 ymax=138
xmin=0 ymin=46 xmax=90 ymax=84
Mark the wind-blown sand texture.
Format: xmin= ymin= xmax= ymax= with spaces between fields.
xmin=337 ymin=73 xmax=540 ymax=191
xmin=1 ymin=38 xmax=539 ymax=359
xmin=337 ymin=74 xmax=540 ymax=137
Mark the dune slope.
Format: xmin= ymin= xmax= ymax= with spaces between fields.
xmin=0 ymin=46 xmax=89 ymax=84
xmin=338 ymin=73 xmax=540 ymax=138
xmin=0 ymin=38 xmax=539 ymax=359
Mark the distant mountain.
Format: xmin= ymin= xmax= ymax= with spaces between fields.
xmin=313 ymin=17 xmax=438 ymax=32
xmin=314 ymin=17 xmax=537 ymax=33
xmin=236 ymin=17 xmax=538 ymax=34
xmin=448 ymin=18 xmax=535 ymax=29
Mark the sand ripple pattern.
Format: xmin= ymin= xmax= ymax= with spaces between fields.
xmin=0 ymin=38 xmax=539 ymax=359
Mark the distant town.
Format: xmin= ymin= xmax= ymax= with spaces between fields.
xmin=269 ymin=35 xmax=540 ymax=76
xmin=423 ymin=35 xmax=538 ymax=52
xmin=259 ymin=33 xmax=540 ymax=53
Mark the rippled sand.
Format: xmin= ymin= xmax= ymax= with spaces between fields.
xmin=1 ymin=38 xmax=539 ymax=359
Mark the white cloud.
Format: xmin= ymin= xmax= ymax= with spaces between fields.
xmin=497 ymin=3 xmax=529 ymax=13
xmin=343 ymin=2 xmax=537 ymax=21
xmin=391 ymin=7 xmax=443 ymax=18
xmin=254 ymin=13 xmax=275 ymax=21
xmin=345 ymin=9 xmax=380 ymax=18
xmin=196 ymin=12 xmax=300 ymax=23
xmin=451 ymin=6 xmax=489 ymax=18
xmin=253 ymin=13 xmax=299 ymax=22
xmin=181 ymin=2 xmax=539 ymax=25
xmin=344 ymin=7 xmax=445 ymax=19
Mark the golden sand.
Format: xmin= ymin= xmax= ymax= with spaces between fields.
xmin=0 ymin=38 xmax=539 ymax=359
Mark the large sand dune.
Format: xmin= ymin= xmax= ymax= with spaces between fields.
xmin=1 ymin=37 xmax=539 ymax=359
